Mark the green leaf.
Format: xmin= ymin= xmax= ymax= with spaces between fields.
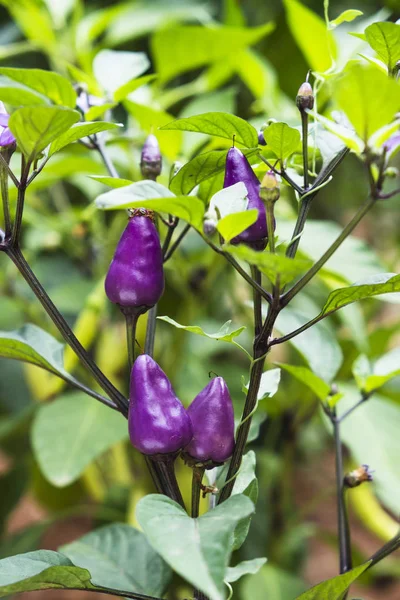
xmin=334 ymin=64 xmax=400 ymax=142
xmin=95 ymin=181 xmax=204 ymax=230
xmin=276 ymin=307 xmax=343 ymax=382
xmin=311 ymin=112 xmax=364 ymax=154
xmin=243 ymin=369 xmax=281 ymax=402
xmin=365 ymin=22 xmax=400 ymax=73
xmin=0 ymin=67 xmax=76 ymax=107
xmin=0 ymin=324 xmax=82 ymax=389
xmin=161 ymin=112 xmax=258 ymax=148
xmin=93 ymin=50 xmax=150 ymax=95
xmin=352 ymin=354 xmax=371 ymax=390
xmin=330 ymin=10 xmax=363 ymax=29
xmin=339 ymin=387 xmax=400 ymax=514
xmin=279 ymin=364 xmax=331 ymax=401
xmin=320 ymin=273 xmax=400 ymax=315
xmin=263 ymin=122 xmax=301 ymax=161
xmin=113 ymin=73 xmax=157 ymax=102
xmin=242 ymin=564 xmax=305 ymax=600
xmin=85 ymin=103 xmax=116 ymax=121
xmin=32 ymin=392 xmax=127 ymax=487
xmin=0 ymin=550 xmax=94 ymax=596
xmin=284 ymin=0 xmax=336 ymax=72
xmin=152 ymin=23 xmax=274 ymax=84
xmin=223 ymin=244 xmax=312 ymax=287
xmin=158 ymin=316 xmax=245 ymax=343
xmin=363 ymin=347 xmax=400 ymax=393
xmin=89 ymin=176 xmax=134 ymax=188
xmin=60 ymin=524 xmax=171 ymax=596
xmin=48 ymin=121 xmax=121 ymax=157
xmin=9 ymin=106 xmax=80 ymax=162
xmin=225 ymin=558 xmax=267 ymax=583
xmin=217 ymin=210 xmax=258 ymax=242
xmin=294 ymin=562 xmax=370 ymax=599
xmin=136 ymin=494 xmax=254 ymax=600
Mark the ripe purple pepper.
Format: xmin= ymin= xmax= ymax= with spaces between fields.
xmin=141 ymin=134 xmax=162 ymax=180
xmin=184 ymin=377 xmax=235 ymax=466
xmin=223 ymin=146 xmax=268 ymax=246
xmin=105 ymin=209 xmax=164 ymax=313
xmin=129 ymin=354 xmax=193 ymax=455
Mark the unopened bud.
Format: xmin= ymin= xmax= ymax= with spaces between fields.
xmin=344 ymin=465 xmax=374 ymax=489
xmin=259 ymin=170 xmax=280 ymax=203
xmin=203 ymin=209 xmax=218 ymax=237
xmin=296 ymin=82 xmax=314 ymax=111
xmin=258 ymin=123 xmax=267 ymax=146
xmin=140 ymin=134 xmax=162 ymax=180
xmin=384 ymin=166 xmax=399 ymax=178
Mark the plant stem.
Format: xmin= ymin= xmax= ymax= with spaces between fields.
xmin=162 ymin=217 xmax=178 ymax=256
xmin=124 ymin=310 xmax=141 ymax=369
xmin=0 ymin=151 xmax=19 ymax=187
xmin=301 ymin=111 xmax=309 ymax=190
xmin=338 ymin=392 xmax=372 ymax=422
xmin=251 ymin=266 xmax=262 ymax=337
xmin=164 ymin=223 xmax=191 ymax=262
xmin=144 ymin=305 xmax=157 ymax=356
xmin=6 ymin=246 xmax=128 ymax=416
xmin=333 ymin=412 xmax=352 ymax=573
xmin=0 ymin=165 xmax=11 ymax=237
xmin=286 ymin=195 xmax=314 ymax=259
xmin=191 ymin=466 xmax=205 ymax=518
xmin=149 ymin=455 xmax=185 ymax=508
xmin=258 ymin=154 xmax=303 ymax=195
xmin=76 ymin=584 xmax=163 ymax=600
xmin=92 ymin=135 xmax=119 ymax=179
xmin=265 ymin=201 xmax=276 ymax=254
xmin=11 ymin=158 xmax=29 ymax=247
xmin=281 ymin=196 xmax=376 ymax=306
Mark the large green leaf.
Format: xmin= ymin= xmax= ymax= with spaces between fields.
xmin=0 ymin=67 xmax=76 ymax=107
xmin=294 ymin=562 xmax=370 ymax=599
xmin=223 ymin=244 xmax=312 ymax=287
xmin=32 ymin=392 xmax=127 ymax=487
xmin=263 ymin=122 xmax=300 ymax=161
xmin=278 ymin=364 xmax=331 ymax=402
xmin=9 ymin=106 xmax=80 ymax=162
xmin=0 ymin=551 xmax=93 ymax=596
xmin=170 ymin=149 xmax=230 ymax=195
xmin=242 ymin=564 xmax=305 ymax=600
xmin=152 ymin=23 xmax=274 ymax=83
xmin=48 ymin=121 xmax=121 ymax=157
xmin=333 ymin=64 xmax=400 ymax=142
xmin=60 ymin=524 xmax=171 ymax=596
xmin=339 ymin=386 xmax=400 ymax=515
xmin=136 ymin=494 xmax=254 ymax=600
xmin=320 ymin=273 xmax=400 ymax=315
xmin=284 ymin=0 xmax=335 ymax=72
xmin=95 ymin=181 xmax=204 ymax=230
xmin=276 ymin=307 xmax=343 ymax=382
xmin=158 ymin=317 xmax=245 ymax=343
xmin=217 ymin=210 xmax=258 ymax=242
xmin=161 ymin=112 xmax=258 ymax=148
xmin=93 ymin=49 xmax=150 ymax=95
xmin=365 ymin=22 xmax=400 ymax=74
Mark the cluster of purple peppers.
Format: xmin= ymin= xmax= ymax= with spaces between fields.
xmin=104 ymin=129 xmax=281 ymax=465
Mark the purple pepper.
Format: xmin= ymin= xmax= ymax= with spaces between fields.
xmin=223 ymin=146 xmax=268 ymax=246
xmin=141 ymin=134 xmax=162 ymax=180
xmin=258 ymin=130 xmax=267 ymax=146
xmin=129 ymin=354 xmax=193 ymax=455
xmin=105 ymin=209 xmax=164 ymax=312
xmin=184 ymin=377 xmax=235 ymax=466
xmin=0 ymin=103 xmax=16 ymax=149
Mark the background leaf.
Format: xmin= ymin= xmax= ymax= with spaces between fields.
xmin=93 ymin=49 xmax=150 ymax=95
xmin=158 ymin=317 xmax=245 ymax=343
xmin=32 ymin=392 xmax=127 ymax=487
xmin=225 ymin=557 xmax=266 ymax=583
xmin=365 ymin=22 xmax=400 ymax=73
xmin=0 ymin=67 xmax=76 ymax=107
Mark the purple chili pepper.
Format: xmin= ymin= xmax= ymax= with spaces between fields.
xmin=105 ymin=209 xmax=164 ymax=313
xmin=184 ymin=377 xmax=235 ymax=466
xmin=0 ymin=103 xmax=15 ymax=148
xmin=129 ymin=354 xmax=193 ymax=455
xmin=140 ymin=134 xmax=162 ymax=180
xmin=223 ymin=146 xmax=268 ymax=246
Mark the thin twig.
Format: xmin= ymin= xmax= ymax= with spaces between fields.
xmin=258 ymin=154 xmax=304 ymax=195
xmin=332 ymin=411 xmax=352 ymax=573
xmin=164 ymin=223 xmax=191 ymax=262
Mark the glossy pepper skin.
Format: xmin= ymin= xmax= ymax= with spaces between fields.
xmin=129 ymin=354 xmax=193 ymax=455
xmin=105 ymin=209 xmax=164 ymax=312
xmin=223 ymin=146 xmax=268 ymax=245
xmin=185 ymin=377 xmax=235 ymax=465
xmin=141 ymin=134 xmax=162 ymax=180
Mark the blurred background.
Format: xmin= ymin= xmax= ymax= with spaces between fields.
xmin=0 ymin=1 xmax=400 ymax=599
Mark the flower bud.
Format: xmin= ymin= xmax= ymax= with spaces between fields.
xmin=105 ymin=209 xmax=164 ymax=313
xmin=344 ymin=465 xmax=374 ymax=489
xmin=296 ymin=82 xmax=314 ymax=111
xmin=140 ymin=134 xmax=162 ymax=180
xmin=259 ymin=170 xmax=280 ymax=204
xmin=0 ymin=103 xmax=16 ymax=152
xmin=384 ymin=166 xmax=399 ymax=178
xmin=224 ymin=146 xmax=268 ymax=247
xmin=129 ymin=354 xmax=193 ymax=455
xmin=258 ymin=123 xmax=267 ymax=146
xmin=184 ymin=377 xmax=235 ymax=467
xmin=203 ymin=208 xmax=218 ymax=237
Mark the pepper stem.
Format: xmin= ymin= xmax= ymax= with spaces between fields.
xmin=149 ymin=455 xmax=185 ymax=508
xmin=191 ymin=466 xmax=206 ymax=518
xmin=123 ymin=309 xmax=143 ymax=369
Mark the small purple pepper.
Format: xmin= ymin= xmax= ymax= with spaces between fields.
xmin=129 ymin=354 xmax=193 ymax=455
xmin=105 ymin=209 xmax=164 ymax=313
xmin=184 ymin=377 xmax=235 ymax=466
xmin=141 ymin=134 xmax=162 ymax=180
xmin=223 ymin=146 xmax=268 ymax=247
